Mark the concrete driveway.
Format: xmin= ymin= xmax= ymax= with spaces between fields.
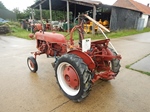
xmin=0 ymin=32 xmax=150 ymax=112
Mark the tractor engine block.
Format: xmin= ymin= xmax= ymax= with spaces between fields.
xmin=37 ymin=40 xmax=47 ymax=52
xmin=37 ymin=40 xmax=67 ymax=57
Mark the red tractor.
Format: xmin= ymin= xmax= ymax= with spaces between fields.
xmin=27 ymin=15 xmax=121 ymax=102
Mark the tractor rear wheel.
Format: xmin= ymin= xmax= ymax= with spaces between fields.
xmin=27 ymin=56 xmax=38 ymax=73
xmin=101 ymin=48 xmax=121 ymax=81
xmin=109 ymin=48 xmax=121 ymax=75
xmin=55 ymin=54 xmax=92 ymax=102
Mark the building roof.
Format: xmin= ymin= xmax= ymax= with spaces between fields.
xmin=30 ymin=0 xmax=102 ymax=18
xmin=113 ymin=0 xmax=150 ymax=15
xmin=67 ymin=0 xmax=102 ymax=5
xmin=30 ymin=0 xmax=101 ymax=10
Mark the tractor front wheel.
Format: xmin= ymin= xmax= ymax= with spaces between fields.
xmin=55 ymin=54 xmax=92 ymax=102
xmin=27 ymin=56 xmax=38 ymax=72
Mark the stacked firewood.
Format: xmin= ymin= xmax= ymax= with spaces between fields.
xmin=0 ymin=25 xmax=10 ymax=34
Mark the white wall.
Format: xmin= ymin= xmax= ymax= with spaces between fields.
xmin=141 ymin=14 xmax=149 ymax=27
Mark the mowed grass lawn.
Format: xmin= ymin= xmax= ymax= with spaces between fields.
xmin=8 ymin=23 xmax=150 ymax=40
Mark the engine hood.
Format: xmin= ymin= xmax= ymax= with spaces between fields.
xmin=35 ymin=31 xmax=66 ymax=43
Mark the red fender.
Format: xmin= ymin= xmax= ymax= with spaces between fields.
xmin=68 ymin=50 xmax=95 ymax=70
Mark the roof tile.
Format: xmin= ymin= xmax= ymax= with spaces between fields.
xmin=113 ymin=0 xmax=150 ymax=15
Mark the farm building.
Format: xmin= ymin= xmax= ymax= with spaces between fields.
xmin=111 ymin=0 xmax=150 ymax=31
xmin=30 ymin=0 xmax=101 ymax=33
xmin=30 ymin=0 xmax=150 ymax=31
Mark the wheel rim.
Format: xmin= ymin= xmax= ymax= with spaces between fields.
xmin=28 ymin=60 xmax=34 ymax=71
xmin=57 ymin=62 xmax=80 ymax=96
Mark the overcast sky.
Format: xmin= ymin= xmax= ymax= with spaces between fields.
xmin=1 ymin=0 xmax=150 ymax=12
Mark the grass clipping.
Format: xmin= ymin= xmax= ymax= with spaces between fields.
xmin=126 ymin=54 xmax=150 ymax=76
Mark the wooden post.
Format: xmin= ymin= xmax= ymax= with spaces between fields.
xmin=39 ymin=4 xmax=43 ymax=21
xmin=74 ymin=4 xmax=76 ymax=20
xmin=31 ymin=8 xmax=34 ymax=20
xmin=67 ymin=0 xmax=70 ymax=32
xmin=92 ymin=5 xmax=96 ymax=34
xmin=49 ymin=0 xmax=52 ymax=30
xmin=31 ymin=8 xmax=35 ymax=33
xmin=49 ymin=0 xmax=52 ymax=22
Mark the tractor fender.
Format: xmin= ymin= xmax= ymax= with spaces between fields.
xmin=68 ymin=50 xmax=95 ymax=70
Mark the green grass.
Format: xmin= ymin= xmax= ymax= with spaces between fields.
xmin=9 ymin=27 xmax=31 ymax=40
xmin=4 ymin=21 xmax=150 ymax=40
xmin=107 ymin=28 xmax=150 ymax=38
xmin=126 ymin=67 xmax=150 ymax=76
xmin=1 ymin=22 xmax=32 ymax=40
xmin=58 ymin=27 xmax=150 ymax=40
xmin=126 ymin=54 xmax=150 ymax=76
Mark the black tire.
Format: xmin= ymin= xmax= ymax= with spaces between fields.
xmin=101 ymin=48 xmax=121 ymax=81
xmin=55 ymin=54 xmax=92 ymax=102
xmin=27 ymin=56 xmax=38 ymax=72
xmin=109 ymin=48 xmax=121 ymax=75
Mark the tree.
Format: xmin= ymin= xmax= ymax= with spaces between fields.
xmin=34 ymin=0 xmax=40 ymax=3
xmin=13 ymin=8 xmax=21 ymax=14
xmin=12 ymin=2 xmax=68 ymax=22
xmin=0 ymin=1 xmax=7 ymax=9
xmin=13 ymin=8 xmax=21 ymax=19
xmin=23 ymin=8 xmax=32 ymax=18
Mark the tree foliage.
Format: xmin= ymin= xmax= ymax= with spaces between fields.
xmin=0 ymin=1 xmax=16 ymax=20
xmin=0 ymin=0 xmax=69 ymax=21
xmin=4 ymin=0 xmax=69 ymax=21
xmin=0 ymin=1 xmax=7 ymax=9
xmin=34 ymin=0 xmax=40 ymax=3
xmin=13 ymin=7 xmax=67 ymax=21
